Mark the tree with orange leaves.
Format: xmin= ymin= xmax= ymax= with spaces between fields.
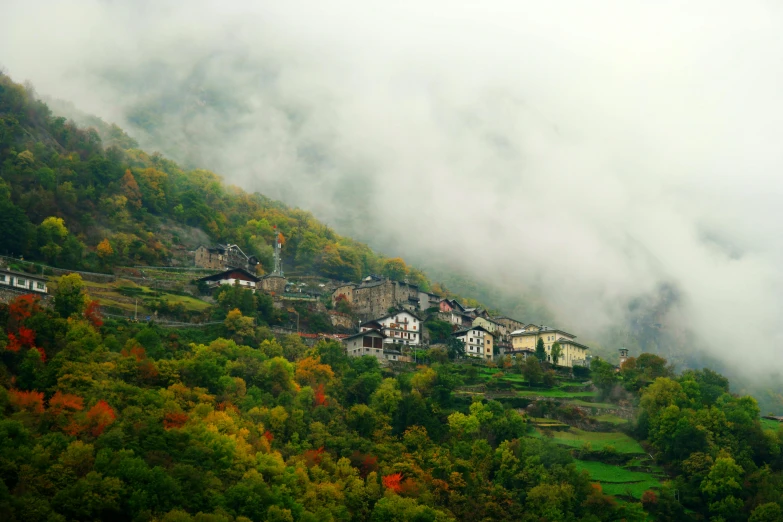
xmin=96 ymin=238 xmax=114 ymax=260
xmin=48 ymin=391 xmax=85 ymax=415
xmin=382 ymin=473 xmax=403 ymax=493
xmin=8 ymin=389 xmax=45 ymax=413
xmin=85 ymin=400 xmax=116 ymax=436
xmin=295 ymin=356 xmax=335 ymax=387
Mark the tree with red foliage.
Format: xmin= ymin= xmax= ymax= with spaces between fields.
xmin=382 ymin=473 xmax=403 ymax=493
xmin=8 ymin=389 xmax=45 ymax=413
xmin=263 ymin=430 xmax=274 ymax=443
xmin=303 ymin=447 xmax=325 ymax=468
xmin=9 ymin=294 xmax=41 ymax=324
xmin=85 ymin=400 xmax=116 ymax=436
xmin=314 ymin=383 xmax=327 ymax=407
xmin=5 ymin=332 xmax=21 ymax=352
xmin=163 ymin=412 xmax=188 ymax=429
xmin=84 ymin=300 xmax=103 ymax=328
xmin=48 ymin=391 xmax=85 ymax=414
xmin=350 ymin=451 xmax=379 ymax=478
xmin=121 ymin=344 xmax=147 ymax=361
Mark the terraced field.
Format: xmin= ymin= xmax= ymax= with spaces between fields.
xmin=48 ymin=277 xmax=211 ymax=315
xmin=574 ymin=460 xmax=663 ymax=499
xmin=534 ymin=427 xmax=645 ymax=454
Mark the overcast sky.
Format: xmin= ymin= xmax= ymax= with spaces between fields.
xmin=3 ymin=1 xmax=783 ymax=377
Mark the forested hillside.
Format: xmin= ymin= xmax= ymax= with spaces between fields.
xmin=0 ymin=73 xmax=433 ymax=288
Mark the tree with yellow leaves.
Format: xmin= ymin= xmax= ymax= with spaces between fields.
xmin=96 ymin=238 xmax=114 ymax=260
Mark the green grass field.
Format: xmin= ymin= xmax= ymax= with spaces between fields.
xmin=536 ymin=427 xmax=645 ymax=454
xmin=761 ymin=418 xmax=783 ymax=431
xmin=593 ymin=414 xmax=630 ymax=425
xmin=49 ymin=277 xmax=212 ymax=314
xmin=517 ymin=389 xmax=597 ymax=399
xmin=574 ymin=460 xmax=662 ymax=499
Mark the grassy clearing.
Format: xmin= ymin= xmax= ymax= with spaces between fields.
xmin=536 ymin=427 xmax=645 ymax=454
xmin=574 ymin=460 xmax=662 ymax=499
xmin=761 ymin=418 xmax=783 ymax=431
xmin=517 ymin=389 xmax=597 ymax=398
xmin=565 ymin=399 xmax=616 ymax=410
xmin=601 ymin=480 xmax=661 ymax=499
xmin=593 ymin=414 xmax=629 ymax=425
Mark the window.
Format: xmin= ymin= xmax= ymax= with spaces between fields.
xmin=17 ymin=278 xmax=26 ymax=286
xmin=363 ymin=336 xmax=373 ymax=348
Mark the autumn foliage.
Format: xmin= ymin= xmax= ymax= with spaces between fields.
xmin=9 ymin=389 xmax=45 ymax=413
xmin=85 ymin=300 xmax=103 ymax=328
xmin=314 ymin=383 xmax=327 ymax=407
xmin=164 ymin=412 xmax=189 ymax=430
xmin=303 ymin=447 xmax=325 ymax=468
xmin=85 ymin=400 xmax=116 ymax=436
xmin=48 ymin=391 xmax=84 ymax=414
xmin=382 ymin=473 xmax=404 ymax=493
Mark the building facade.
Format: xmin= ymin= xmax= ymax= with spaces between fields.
xmin=453 ymin=325 xmax=493 ymax=359
xmin=258 ymin=274 xmax=287 ymax=295
xmin=332 ymin=276 xmax=421 ymax=319
xmin=195 ymin=244 xmax=257 ymax=271
xmin=344 ymin=330 xmax=386 ymax=361
xmin=0 ymin=269 xmax=48 ymax=294
xmin=360 ymin=310 xmax=422 ymax=346
xmin=510 ymin=325 xmax=589 ymax=368
xmin=197 ymin=268 xmax=260 ymax=291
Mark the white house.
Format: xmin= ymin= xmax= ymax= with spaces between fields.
xmin=196 ymin=268 xmax=260 ymax=291
xmin=360 ymin=310 xmax=422 ymax=346
xmin=0 ymin=269 xmax=48 ymax=294
xmin=453 ymin=325 xmax=494 ymax=360
xmin=343 ymin=330 xmax=386 ymax=361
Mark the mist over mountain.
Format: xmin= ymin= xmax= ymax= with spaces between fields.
xmin=4 ymin=0 xmax=783 ymax=383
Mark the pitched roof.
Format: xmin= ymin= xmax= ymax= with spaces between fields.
xmin=452 ymin=325 xmax=492 ymax=336
xmin=0 ymin=268 xmax=47 ymax=282
xmin=342 ymin=330 xmax=387 ymax=341
xmin=366 ymin=310 xmax=423 ymax=323
xmin=196 ymin=267 xmax=260 ymax=283
xmin=555 ymin=338 xmax=590 ymax=350
xmin=510 ymin=327 xmax=575 ymax=338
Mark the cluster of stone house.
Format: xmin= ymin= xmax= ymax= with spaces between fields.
xmin=335 ymin=276 xmax=590 ymax=367
xmin=332 ymin=275 xmax=441 ymax=320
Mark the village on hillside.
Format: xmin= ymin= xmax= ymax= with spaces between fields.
xmin=189 ymin=240 xmax=592 ymax=368
xmin=0 ymin=236 xmax=592 ymax=370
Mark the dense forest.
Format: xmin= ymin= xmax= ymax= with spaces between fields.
xmin=3 ymin=73 xmax=783 ymax=521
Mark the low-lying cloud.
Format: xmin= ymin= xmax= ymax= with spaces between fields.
xmin=3 ymin=0 xmax=783 ymax=378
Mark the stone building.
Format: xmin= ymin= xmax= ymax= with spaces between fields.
xmin=195 ymin=244 xmax=258 ymax=271
xmin=332 ymin=276 xmax=421 ymax=319
xmin=258 ymin=274 xmax=287 ymax=295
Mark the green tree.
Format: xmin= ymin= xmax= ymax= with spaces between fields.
xmin=446 ymin=336 xmax=465 ymax=360
xmin=535 ymin=338 xmax=546 ymax=362
xmin=550 ymin=342 xmax=562 ymax=367
xmin=53 ymin=273 xmax=87 ymax=318
xmin=523 ymin=356 xmax=543 ymax=386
